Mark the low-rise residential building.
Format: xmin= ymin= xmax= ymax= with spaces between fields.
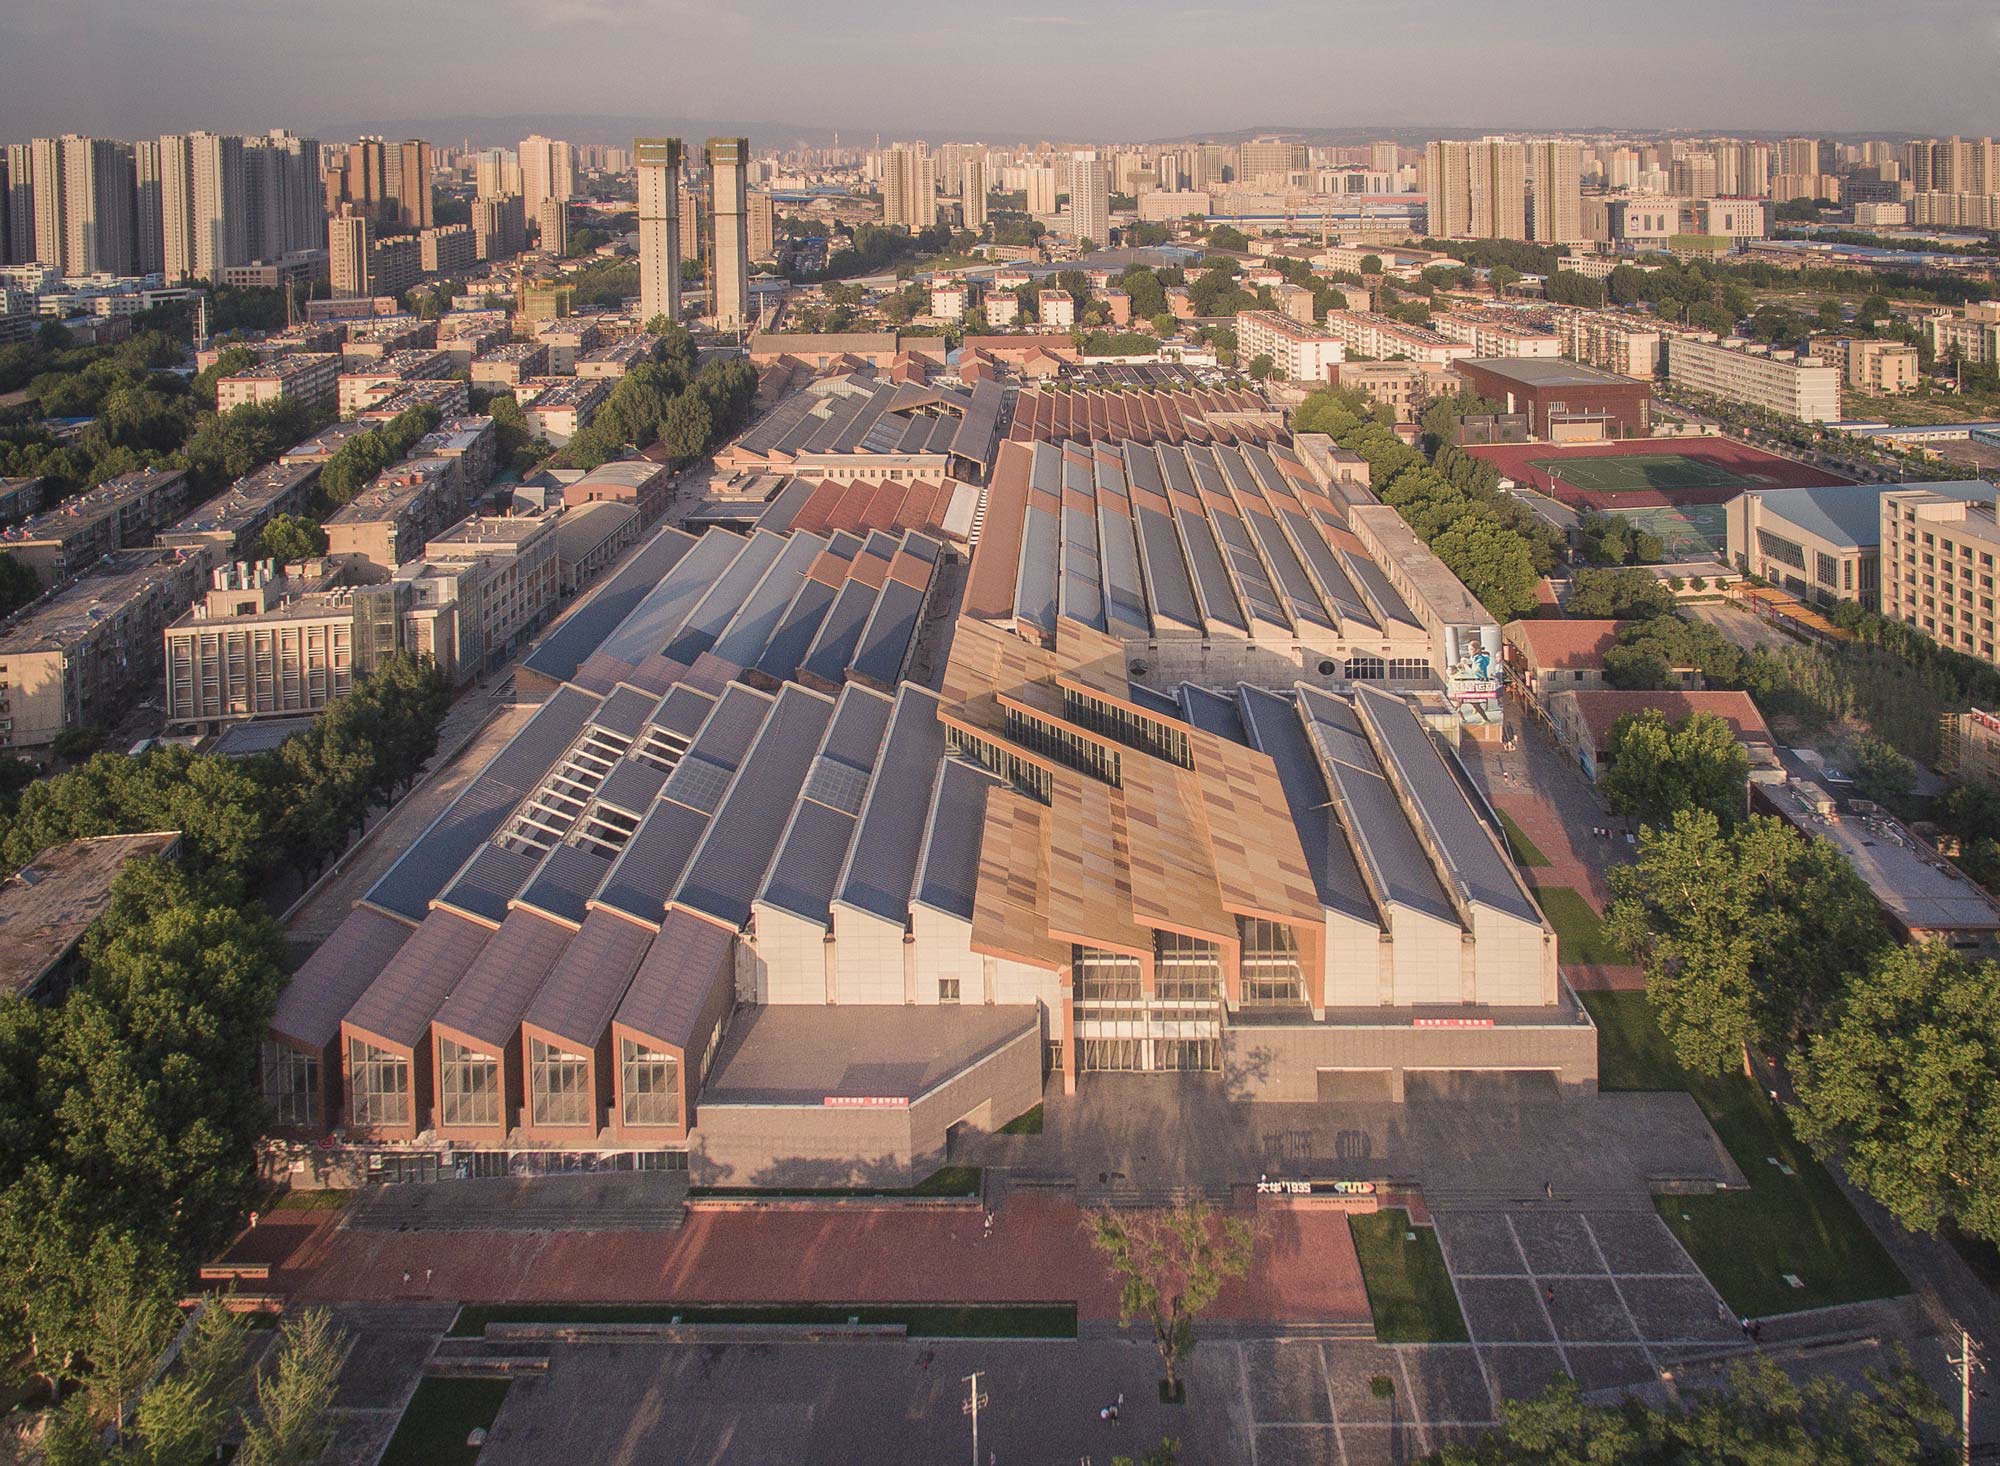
xmin=280 ymin=420 xmax=377 ymax=466
xmin=214 ymin=353 xmax=342 ymax=416
xmin=1725 ymin=482 xmax=1906 ymax=606
xmin=156 ymin=461 xmax=322 ymax=561
xmin=1430 ymin=310 xmax=1562 ymax=360
xmin=1236 ymin=309 xmax=1346 ymax=383
xmin=337 ymin=350 xmax=455 ymax=416
xmin=1548 ymin=688 xmax=1778 ymax=783
xmin=0 ymin=468 xmax=193 ymax=587
xmin=410 ymin=416 xmax=499 ymax=498
xmin=1322 ymin=311 xmax=1472 ymax=365
xmin=1880 ymin=480 xmax=2000 ymax=666
xmin=1664 ymin=334 xmax=1843 ymax=422
xmin=340 ymin=317 xmax=437 ymax=361
xmin=574 ymin=337 xmax=660 ymax=381
xmin=355 ymin=379 xmax=471 ymax=425
xmin=1331 ymin=361 xmax=1459 ymax=423
xmin=470 ymin=342 xmax=551 ymax=391
xmin=534 ymin=318 xmax=602 ymax=373
xmin=1922 ymin=301 xmax=2000 ymax=367
xmin=323 ymin=457 xmax=469 ymax=572
xmin=419 ymin=224 xmax=476 ymax=275
xmin=0 ymin=477 xmax=47 ymax=526
xmin=550 ymin=500 xmax=640 ymax=594
xmin=392 ymin=512 xmax=561 ymax=678
xmin=1502 ymin=620 xmax=1626 ymax=703
xmin=930 ymin=283 xmax=969 ymax=321
xmin=561 ymin=459 xmax=675 ymax=525
xmin=1808 ymin=336 xmax=1921 ymax=395
xmin=1037 ymin=290 xmax=1076 ymax=330
xmin=1550 ymin=307 xmax=1663 ymax=380
xmin=517 ymin=378 xmax=608 ymax=446
xmin=0 ymin=546 xmax=213 ymax=749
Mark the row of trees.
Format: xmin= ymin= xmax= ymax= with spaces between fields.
xmin=1292 ymin=387 xmax=1556 ymax=620
xmin=317 ymin=402 xmax=443 ymax=506
xmin=0 ymin=652 xmax=450 ymax=893
xmin=38 ymin=1294 xmax=344 ymax=1464
xmin=1437 ymin=1358 xmax=1952 ymax=1465
xmin=1610 ymin=802 xmax=2000 ymax=1246
xmin=558 ymin=332 xmax=756 ymax=474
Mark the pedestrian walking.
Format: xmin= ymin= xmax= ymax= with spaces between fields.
xmin=1544 ymin=1179 xmax=1554 ymax=1200
xmin=1544 ymin=1285 xmax=1556 ymax=1306
xmin=1116 ymin=1392 xmax=1124 ymax=1411
xmin=401 ymin=1270 xmax=411 ymax=1288
xmin=1100 ymin=1406 xmax=1112 ymax=1424
xmin=425 ymin=1267 xmax=434 ymax=1287
xmin=1739 ymin=1316 xmax=1753 ymax=1337
xmin=983 ymin=1211 xmax=994 ymax=1240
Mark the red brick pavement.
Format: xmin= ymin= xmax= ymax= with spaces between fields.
xmin=250 ymin=1193 xmax=1371 ymax=1328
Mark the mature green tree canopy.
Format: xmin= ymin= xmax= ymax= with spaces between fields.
xmin=1432 ymin=1357 xmax=1951 ymax=1465
xmin=1565 ymin=566 xmax=1677 ymax=620
xmin=1607 ymin=810 xmax=1889 ymax=1073
xmin=1792 ymin=940 xmax=2000 ymax=1241
xmin=258 ymin=513 xmax=327 ymax=565
xmin=1599 ymin=709 xmax=1750 ymax=831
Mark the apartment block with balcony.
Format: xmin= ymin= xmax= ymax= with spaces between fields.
xmin=1550 ymin=307 xmax=1662 ymax=379
xmin=1235 ymin=309 xmax=1345 ymax=383
xmin=1809 ymin=336 xmax=1920 ymax=395
xmin=1880 ymin=482 xmax=2000 ymax=666
xmin=0 ymin=467 xmax=192 ymax=587
xmin=0 ymin=547 xmax=213 ymax=749
xmin=214 ymin=352 xmax=341 ymax=416
xmin=323 ymin=456 xmax=469 ymax=572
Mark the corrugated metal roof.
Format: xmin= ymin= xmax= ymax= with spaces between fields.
xmin=849 ymin=578 xmax=926 ymax=689
xmin=708 ymin=530 xmax=829 ymax=670
xmin=596 ymin=797 xmax=712 ymax=922
xmin=596 ymin=758 xmax=669 ymax=816
xmin=913 ymin=755 xmax=1000 ymax=920
xmin=438 ymin=843 xmax=540 ymax=925
xmin=593 ymin=530 xmax=748 ymax=670
xmin=754 ymin=576 xmax=837 ymax=682
xmin=1238 ymin=686 xmax=1376 ymax=923
xmin=515 ymin=841 xmax=613 ymax=926
xmin=799 ymin=578 xmax=878 ymax=687
xmin=344 ymin=909 xmax=492 ymax=1050
xmin=521 ymin=526 xmax=696 ymax=684
xmin=663 ymin=529 xmax=790 ymax=666
xmin=271 ymin=906 xmax=413 ymax=1049
xmin=835 ymin=687 xmax=945 ymax=924
xmin=521 ymin=907 xmax=657 ymax=1049
xmin=1297 ymin=686 xmax=1454 ymax=923
xmin=612 ymin=907 xmax=735 ymax=1049
xmin=675 ymin=684 xmax=836 ymax=928
xmin=432 ymin=907 xmax=573 ymax=1048
xmin=1354 ymin=685 xmax=1539 ymax=922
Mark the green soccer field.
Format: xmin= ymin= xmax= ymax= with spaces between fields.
xmin=1530 ymin=453 xmax=1747 ymax=495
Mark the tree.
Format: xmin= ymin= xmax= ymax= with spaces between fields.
xmin=238 ymin=1308 xmax=344 ymax=1466
xmin=257 ymin=514 xmax=326 ymax=566
xmin=1432 ymin=1356 xmax=1951 ymax=1465
xmin=1607 ymin=810 xmax=1890 ymax=1073
xmin=0 ymin=551 xmax=40 ymax=617
xmin=1599 ymin=709 xmax=1750 ymax=831
xmin=1565 ymin=566 xmax=1677 ymax=620
xmin=1247 ymin=353 xmax=1276 ymax=381
xmin=1848 ymin=734 xmax=1916 ymax=805
xmin=1205 ymin=225 xmax=1249 ymax=253
xmin=1086 ymin=1203 xmax=1252 ymax=1399
xmin=657 ymin=391 xmax=713 ymax=463
xmin=135 ymin=1302 xmax=252 ymax=1466
xmin=1488 ymin=265 xmax=1521 ymax=295
xmin=1792 ymin=940 xmax=2000 ymax=1241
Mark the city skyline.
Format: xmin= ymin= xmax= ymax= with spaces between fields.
xmin=3 ymin=0 xmax=1999 ymax=140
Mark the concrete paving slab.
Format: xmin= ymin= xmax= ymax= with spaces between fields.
xmin=1322 ymin=1342 xmax=1414 ymax=1425
xmin=1564 ymin=1344 xmax=1660 ymax=1395
xmin=1456 ymin=1276 xmax=1558 ymax=1344
xmin=1583 ymin=1210 xmax=1700 ymax=1275
xmin=1543 ymin=1277 xmax=1640 ymax=1343
xmin=1477 ymin=1344 xmax=1568 ymax=1404
xmin=1254 ymin=1423 xmax=1345 ymax=1465
xmin=1433 ymin=1213 xmax=1528 ymax=1275
xmin=1511 ymin=1212 xmax=1602 ymax=1276
xmin=1618 ymin=1276 xmax=1741 ymax=1343
xmin=1241 ymin=1338 xmax=1334 ymax=1423
xmin=1394 ymin=1346 xmax=1495 ymax=1425
xmin=1337 ymin=1421 xmax=1426 ymax=1464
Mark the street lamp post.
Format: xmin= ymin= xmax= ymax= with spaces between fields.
xmin=962 ymin=1371 xmax=989 ymax=1466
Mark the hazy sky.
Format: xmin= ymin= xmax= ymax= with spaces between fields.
xmin=3 ymin=0 xmax=1997 ymax=142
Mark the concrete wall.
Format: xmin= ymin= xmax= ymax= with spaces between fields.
xmin=1222 ymin=1018 xmax=1598 ymax=1103
xmin=690 ymin=1021 xmax=1043 ymax=1188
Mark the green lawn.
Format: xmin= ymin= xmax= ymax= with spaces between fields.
xmin=1496 ymin=812 xmax=1550 ymax=867
xmin=380 ymin=1378 xmax=511 ymax=1466
xmin=1580 ymin=991 xmax=1908 ymax=1315
xmin=998 ymin=1103 xmax=1045 ymax=1135
xmin=1533 ymin=886 xmax=1632 ymax=966
xmin=447 ymin=1302 xmax=1076 ymax=1340
xmin=1348 ymin=1210 xmax=1469 ymax=1343
xmin=1532 ymin=452 xmax=1746 ymax=496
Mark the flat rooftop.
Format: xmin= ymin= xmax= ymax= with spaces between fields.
xmin=699 ymin=1003 xmax=1041 ymax=1105
xmin=1458 ymin=357 xmax=1642 ymax=390
xmin=0 ymin=832 xmax=180 ymax=997
xmin=1771 ymin=759 xmax=2000 ymax=934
